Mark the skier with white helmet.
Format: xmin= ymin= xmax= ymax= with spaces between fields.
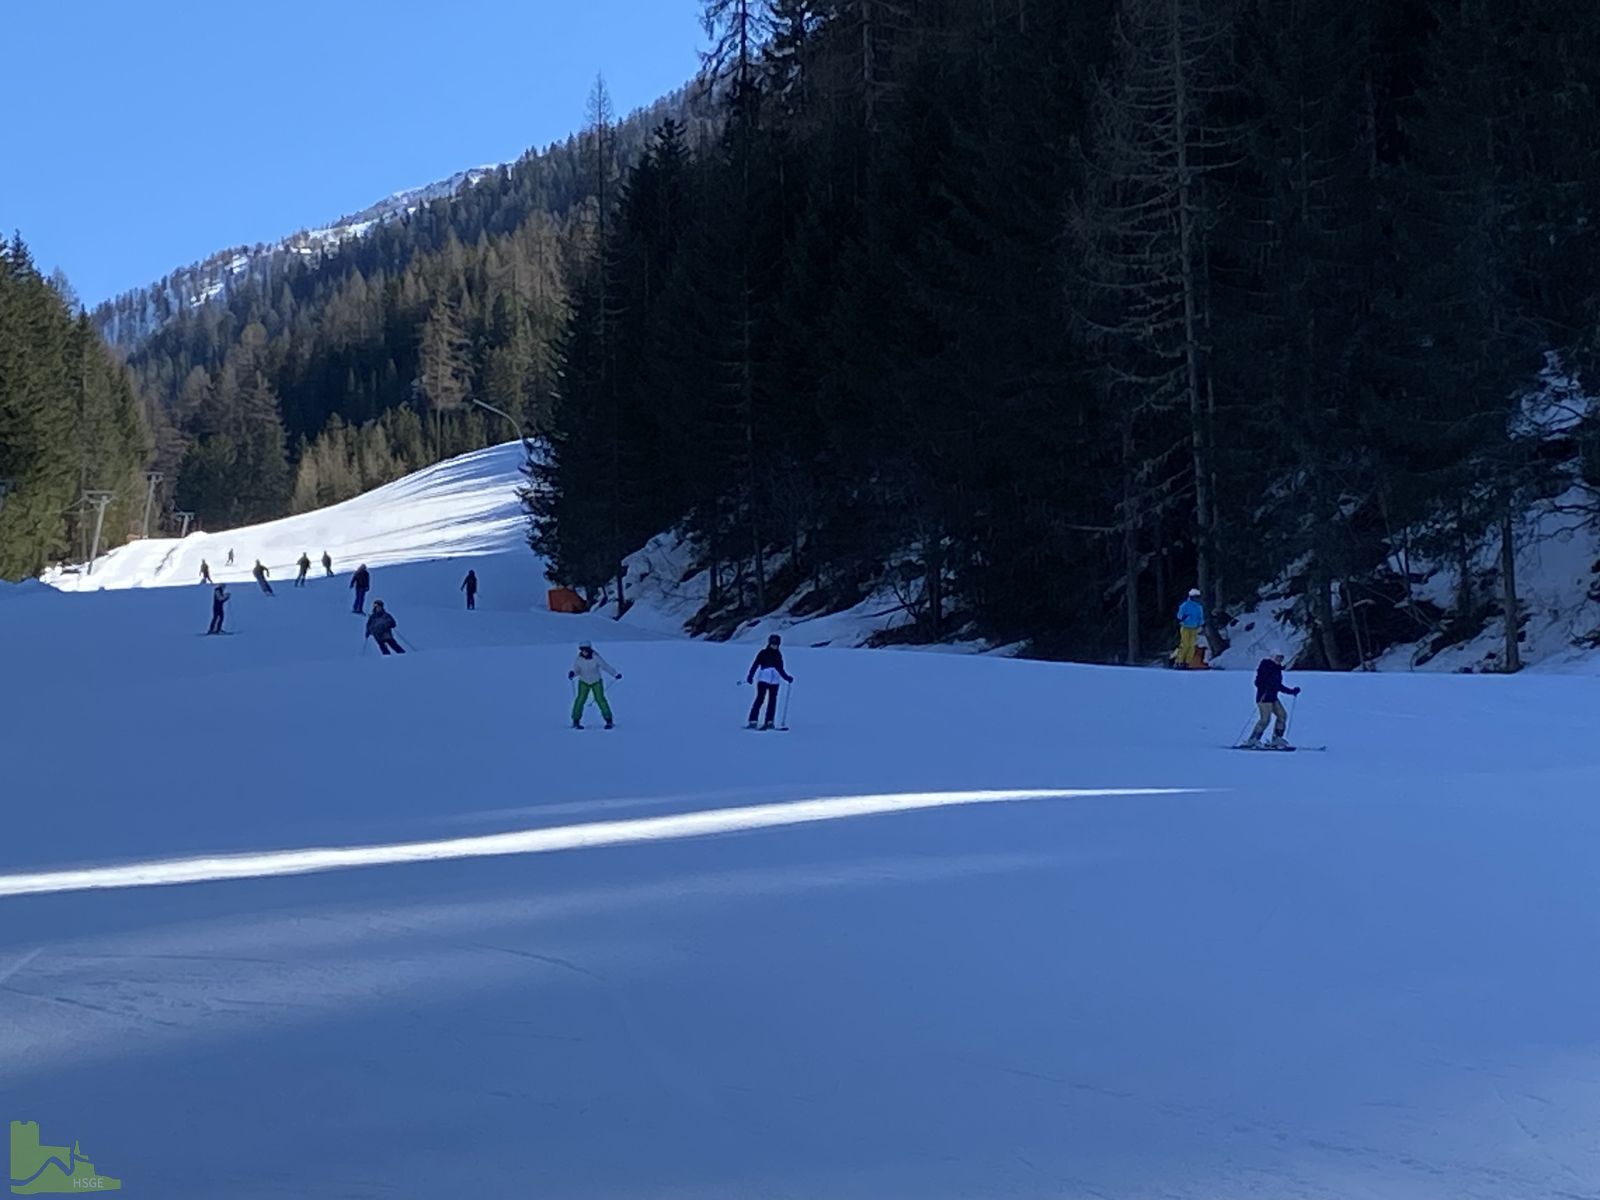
xmin=568 ymin=641 xmax=621 ymax=729
xmin=1172 ymin=587 xmax=1206 ymax=668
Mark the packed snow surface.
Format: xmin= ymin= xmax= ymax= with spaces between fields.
xmin=7 ymin=446 xmax=1600 ymax=1199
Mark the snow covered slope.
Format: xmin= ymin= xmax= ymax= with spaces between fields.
xmin=47 ymin=443 xmax=535 ymax=594
xmin=6 ymin=452 xmax=1600 ymax=1197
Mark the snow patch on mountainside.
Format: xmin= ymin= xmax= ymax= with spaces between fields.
xmin=94 ymin=167 xmax=499 ymax=346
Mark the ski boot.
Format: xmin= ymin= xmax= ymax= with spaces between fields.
xmin=604 ymin=719 xmax=615 ymax=730
xmin=760 ymin=721 xmax=775 ymax=731
xmin=572 ymin=720 xmax=584 ymax=730
xmin=746 ymin=720 xmax=759 ymax=730
xmin=1267 ymin=736 xmax=1290 ymax=750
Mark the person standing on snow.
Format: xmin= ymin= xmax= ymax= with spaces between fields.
xmin=322 ymin=550 xmax=333 ymax=577
xmin=461 ymin=570 xmax=478 ymax=610
xmin=350 ymin=564 xmax=371 ymax=613
xmin=226 ymin=548 xmax=234 ymax=566
xmin=568 ymin=641 xmax=620 ymax=729
xmin=365 ymin=600 xmax=405 ymax=655
xmin=745 ymin=634 xmax=795 ymax=730
xmin=199 ymin=560 xmax=212 ymax=584
xmin=207 ymin=584 xmax=229 ymax=634
xmin=253 ymin=560 xmax=274 ymax=595
xmin=1244 ymin=651 xmax=1302 ymax=748
xmin=295 ymin=553 xmax=311 ymax=587
xmin=1172 ymin=588 xmax=1205 ymax=668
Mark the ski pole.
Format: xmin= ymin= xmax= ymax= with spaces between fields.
xmin=779 ymin=680 xmax=794 ymax=730
xmin=1286 ymin=692 xmax=1299 ymax=738
xmin=1233 ymin=711 xmax=1255 ymax=747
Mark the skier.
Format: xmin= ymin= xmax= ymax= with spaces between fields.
xmin=199 ymin=559 xmax=212 ymax=584
xmin=206 ymin=584 xmax=229 ymax=634
xmin=226 ymin=549 xmax=235 ymax=566
xmin=1172 ymin=588 xmax=1206 ymax=668
xmin=321 ymin=550 xmax=333 ymax=577
xmin=568 ymin=641 xmax=620 ymax=729
xmin=461 ymin=569 xmax=478 ymax=610
xmin=252 ymin=560 xmax=274 ymax=595
xmin=1244 ymin=651 xmax=1302 ymax=749
xmin=745 ymin=634 xmax=795 ymax=730
xmin=350 ymin=563 xmax=371 ymax=614
xmin=364 ymin=600 xmax=405 ymax=655
xmin=295 ymin=553 xmax=311 ymax=587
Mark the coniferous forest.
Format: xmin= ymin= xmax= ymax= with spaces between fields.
xmin=9 ymin=0 xmax=1600 ymax=667
xmin=535 ymin=0 xmax=1600 ymax=664
xmin=0 ymin=239 xmax=152 ymax=578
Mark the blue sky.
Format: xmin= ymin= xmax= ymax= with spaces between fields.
xmin=3 ymin=0 xmax=705 ymax=306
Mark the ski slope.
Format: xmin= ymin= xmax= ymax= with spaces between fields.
xmin=7 ymin=449 xmax=1600 ymax=1199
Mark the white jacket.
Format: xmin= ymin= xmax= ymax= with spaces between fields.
xmin=572 ymin=651 xmax=619 ymax=684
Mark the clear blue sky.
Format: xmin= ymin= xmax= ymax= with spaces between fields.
xmin=3 ymin=0 xmax=705 ymax=306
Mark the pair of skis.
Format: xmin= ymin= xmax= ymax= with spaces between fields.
xmin=1228 ymin=742 xmax=1326 ymax=752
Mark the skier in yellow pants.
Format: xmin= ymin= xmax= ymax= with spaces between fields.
xmin=1172 ymin=588 xmax=1205 ymax=667
xmin=569 ymin=641 xmax=621 ymax=729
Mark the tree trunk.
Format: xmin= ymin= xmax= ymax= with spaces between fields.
xmin=1122 ymin=428 xmax=1141 ymax=663
xmin=1455 ymin=507 xmax=1472 ymax=625
xmin=1171 ymin=0 xmax=1221 ymax=659
xmin=1313 ymin=569 xmax=1343 ymax=669
xmin=1499 ymin=505 xmax=1521 ymax=672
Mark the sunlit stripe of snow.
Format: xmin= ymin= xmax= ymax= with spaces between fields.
xmin=0 ymin=787 xmax=1195 ymax=898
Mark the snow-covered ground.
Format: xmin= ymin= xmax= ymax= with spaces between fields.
xmin=8 ymin=447 xmax=1600 ymax=1198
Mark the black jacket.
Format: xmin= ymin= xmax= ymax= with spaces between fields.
xmin=1254 ymin=658 xmax=1299 ymax=703
xmin=462 ymin=572 xmax=477 ymax=593
xmin=366 ymin=611 xmax=396 ymax=640
xmin=351 ymin=568 xmax=371 ymax=590
xmin=747 ymin=646 xmax=793 ymax=684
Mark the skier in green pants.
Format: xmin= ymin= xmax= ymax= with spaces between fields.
xmin=568 ymin=641 xmax=621 ymax=729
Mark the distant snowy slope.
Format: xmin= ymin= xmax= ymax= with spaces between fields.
xmin=47 ymin=443 xmax=533 ymax=595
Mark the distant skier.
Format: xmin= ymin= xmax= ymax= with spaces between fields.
xmin=461 ymin=570 xmax=478 ymax=610
xmin=364 ymin=600 xmax=405 ymax=655
xmin=199 ymin=559 xmax=212 ymax=584
xmin=226 ymin=549 xmax=235 ymax=566
xmin=206 ymin=584 xmax=229 ymax=634
xmin=253 ymin=560 xmax=274 ymax=595
xmin=1244 ymin=651 xmax=1302 ymax=749
xmin=350 ymin=563 xmax=371 ymax=613
xmin=295 ymin=553 xmax=311 ymax=587
xmin=321 ymin=550 xmax=333 ymax=577
xmin=568 ymin=641 xmax=620 ymax=729
xmin=1172 ymin=588 xmax=1206 ymax=668
xmin=745 ymin=634 xmax=795 ymax=730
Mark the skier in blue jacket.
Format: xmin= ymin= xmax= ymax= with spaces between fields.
xmin=1173 ymin=588 xmax=1205 ymax=667
xmin=1245 ymin=652 xmax=1302 ymax=748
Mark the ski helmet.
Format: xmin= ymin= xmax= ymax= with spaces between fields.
xmin=1188 ymin=588 xmax=1202 ymax=598
xmin=579 ymin=640 xmax=593 ymax=651
xmin=768 ymin=634 xmax=781 ymax=646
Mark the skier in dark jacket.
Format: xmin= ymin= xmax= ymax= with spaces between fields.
xmin=745 ymin=635 xmax=795 ymax=730
xmin=321 ymin=550 xmax=333 ymax=577
xmin=199 ymin=559 xmax=212 ymax=584
xmin=461 ymin=570 xmax=478 ymax=610
xmin=1245 ymin=652 xmax=1301 ymax=748
xmin=207 ymin=584 xmax=229 ymax=634
xmin=295 ymin=553 xmax=311 ymax=587
xmin=365 ymin=600 xmax=404 ymax=655
xmin=252 ymin=560 xmax=273 ymax=595
xmin=350 ymin=564 xmax=371 ymax=613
